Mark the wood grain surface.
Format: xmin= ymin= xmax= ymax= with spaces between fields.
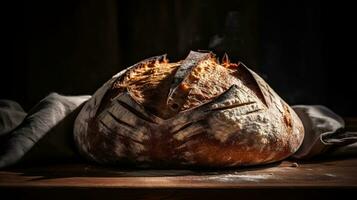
xmin=0 ymin=158 xmax=356 ymax=189
xmin=1 ymin=158 xmax=356 ymax=199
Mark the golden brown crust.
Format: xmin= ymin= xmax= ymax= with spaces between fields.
xmin=74 ymin=51 xmax=304 ymax=168
xmin=112 ymin=59 xmax=180 ymax=118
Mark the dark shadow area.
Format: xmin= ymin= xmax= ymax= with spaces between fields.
xmin=1 ymin=0 xmax=356 ymax=116
xmin=0 ymin=188 xmax=354 ymax=200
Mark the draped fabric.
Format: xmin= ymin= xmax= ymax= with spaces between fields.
xmin=1 ymin=94 xmax=356 ymax=168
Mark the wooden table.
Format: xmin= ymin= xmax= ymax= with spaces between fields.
xmin=1 ymin=117 xmax=356 ymax=199
xmin=0 ymin=158 xmax=356 ymax=199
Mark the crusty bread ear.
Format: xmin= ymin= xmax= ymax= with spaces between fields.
xmin=74 ymin=51 xmax=304 ymax=168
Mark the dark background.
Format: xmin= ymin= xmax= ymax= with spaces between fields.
xmin=1 ymin=0 xmax=356 ymax=116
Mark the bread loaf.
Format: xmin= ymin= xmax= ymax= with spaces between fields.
xmin=74 ymin=51 xmax=304 ymax=168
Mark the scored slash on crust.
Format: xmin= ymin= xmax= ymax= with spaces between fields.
xmin=99 ymin=119 xmax=144 ymax=145
xmin=73 ymin=51 xmax=305 ymax=167
xmin=116 ymin=100 xmax=157 ymax=124
xmin=107 ymin=110 xmax=136 ymax=129
xmin=171 ymin=119 xmax=207 ymax=141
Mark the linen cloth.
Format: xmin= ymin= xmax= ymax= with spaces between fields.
xmin=0 ymin=94 xmax=356 ymax=168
